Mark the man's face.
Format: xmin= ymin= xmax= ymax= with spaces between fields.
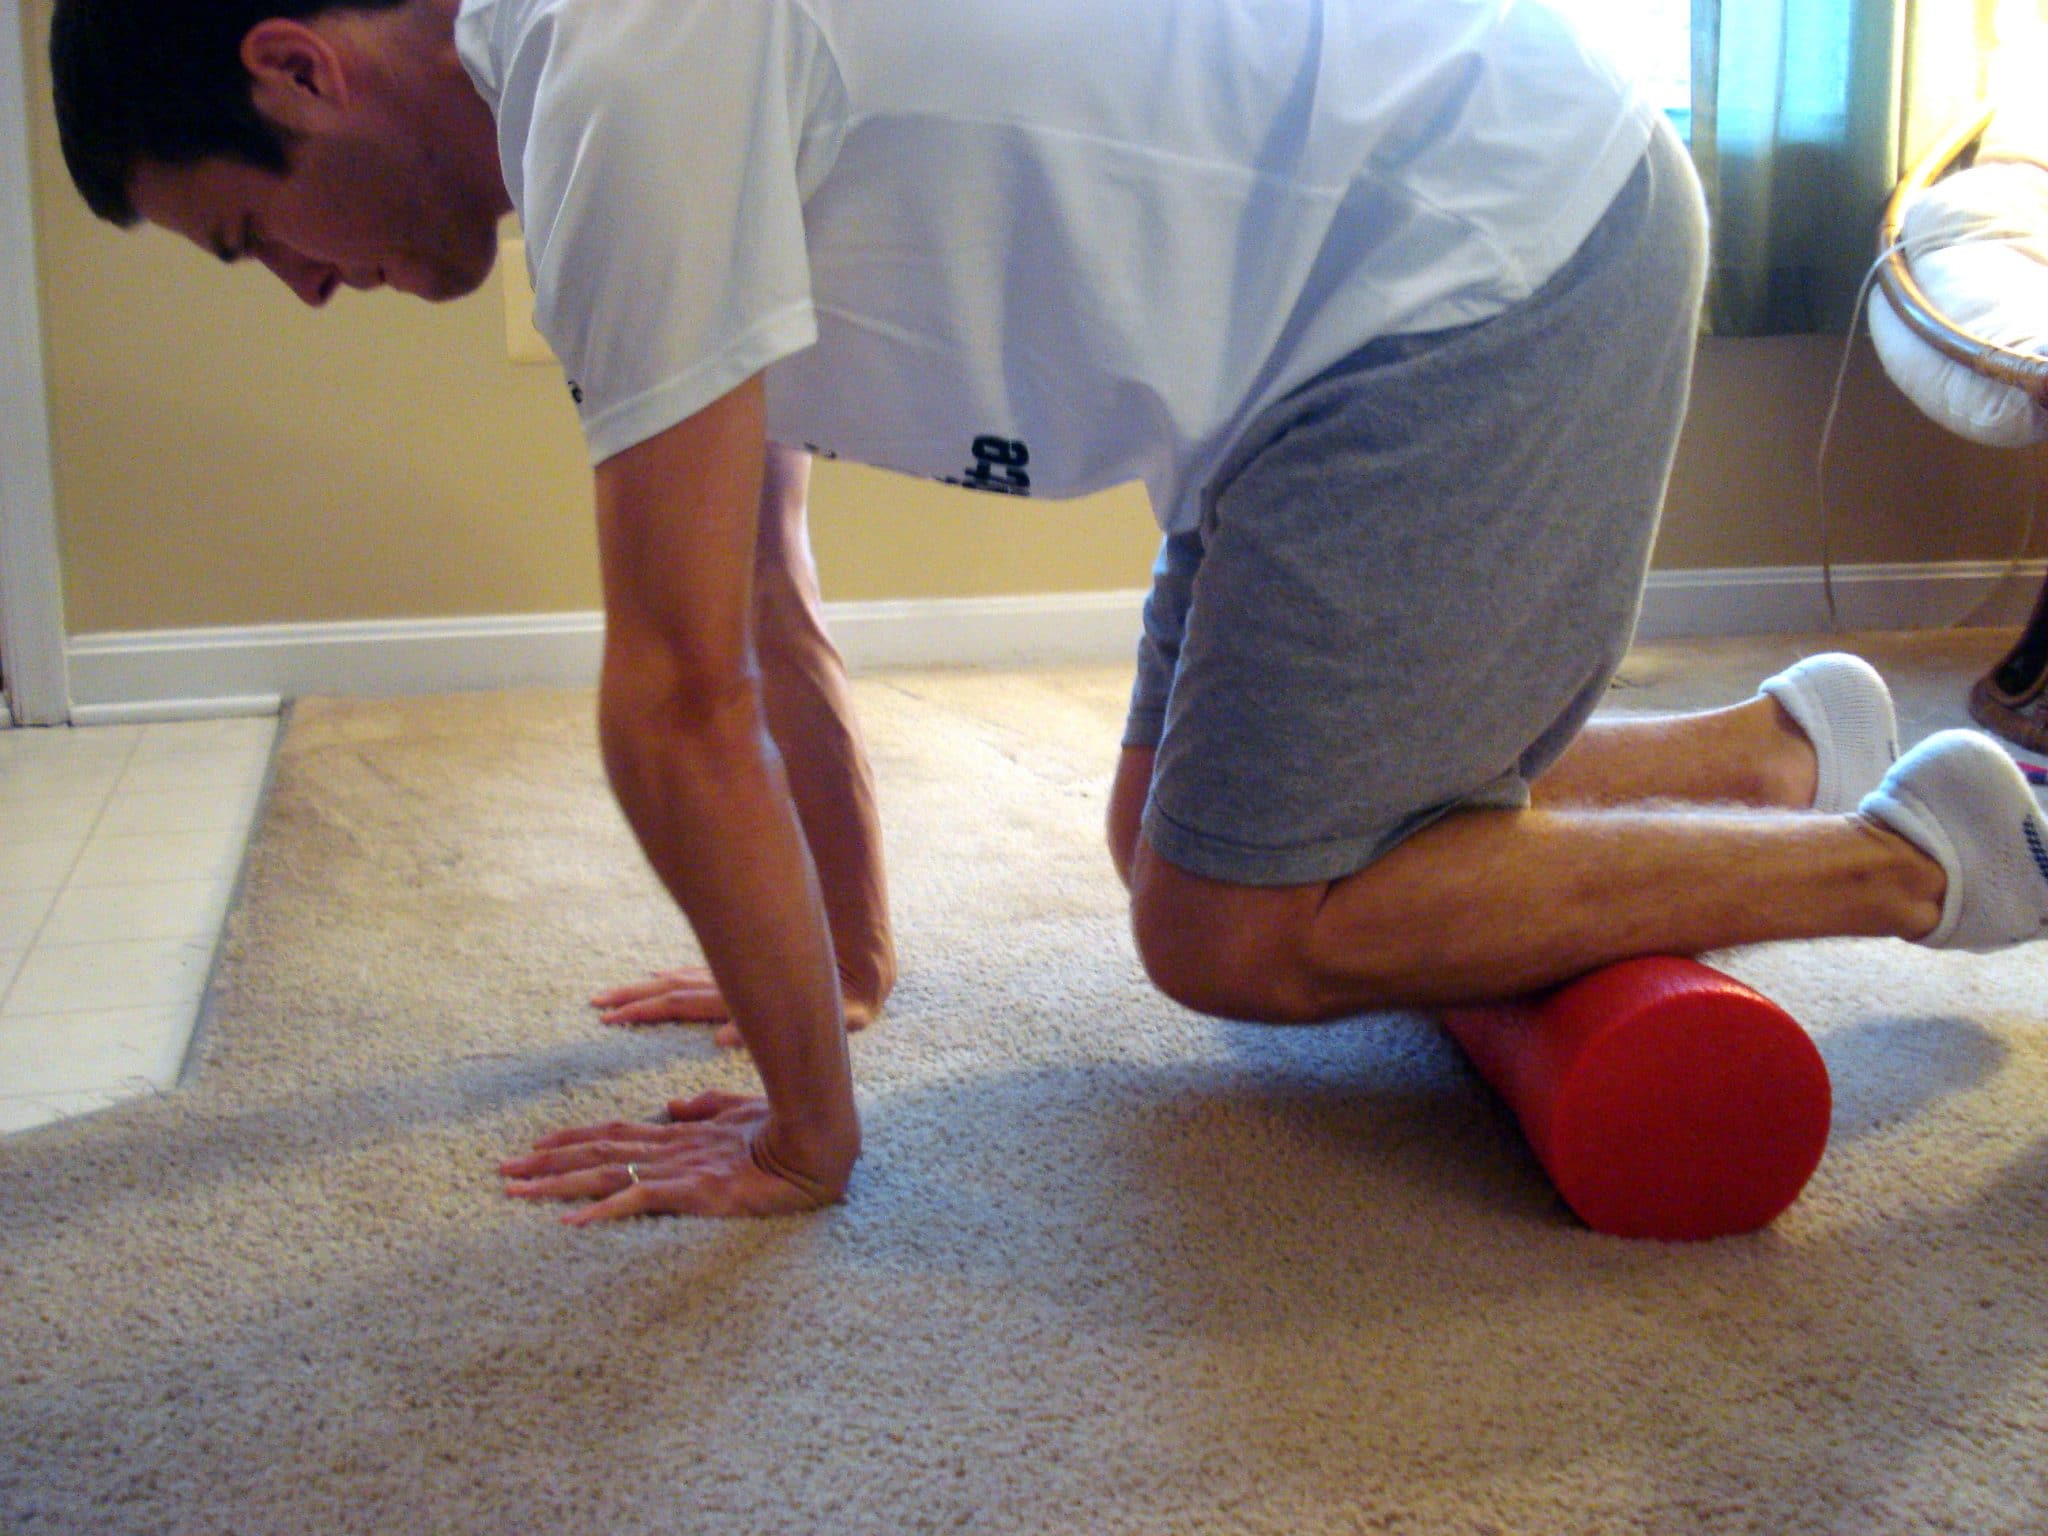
xmin=130 ymin=132 xmax=502 ymax=306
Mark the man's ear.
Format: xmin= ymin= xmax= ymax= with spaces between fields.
xmin=241 ymin=19 xmax=352 ymax=133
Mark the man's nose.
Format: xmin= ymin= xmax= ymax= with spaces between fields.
xmin=260 ymin=247 xmax=339 ymax=307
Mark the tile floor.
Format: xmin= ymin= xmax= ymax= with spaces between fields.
xmin=0 ymin=714 xmax=278 ymax=1135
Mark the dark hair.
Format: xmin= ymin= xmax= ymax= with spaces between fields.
xmin=50 ymin=0 xmax=409 ymax=226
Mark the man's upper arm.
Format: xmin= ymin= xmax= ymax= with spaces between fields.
xmin=499 ymin=0 xmax=821 ymax=466
xmin=593 ymin=376 xmax=770 ymax=713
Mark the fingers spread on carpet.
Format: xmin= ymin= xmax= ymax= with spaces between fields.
xmin=590 ymin=969 xmax=880 ymax=1049
xmin=502 ymin=1093 xmax=835 ymax=1220
xmin=556 ymin=1164 xmax=811 ymax=1224
xmin=501 ymin=1135 xmax=682 ymax=1175
xmin=591 ymin=967 xmax=728 ymax=1026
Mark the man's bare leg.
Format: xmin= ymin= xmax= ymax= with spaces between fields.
xmin=1110 ymin=652 xmax=1894 ymax=889
xmin=1111 ymin=659 xmax=1946 ymax=1017
xmin=1128 ymin=802 xmax=1945 ymax=1020
xmin=1111 ymin=647 xmax=2048 ymax=1013
xmin=1533 ymin=696 xmax=1816 ymax=811
xmin=1109 ymin=692 xmax=1825 ymax=891
xmin=1537 ymin=652 xmax=1899 ymax=812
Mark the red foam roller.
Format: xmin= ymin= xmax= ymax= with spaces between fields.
xmin=1440 ymin=956 xmax=1831 ymax=1241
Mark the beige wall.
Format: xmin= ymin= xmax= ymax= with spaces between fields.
xmin=1670 ymin=339 xmax=2045 ymax=572
xmin=23 ymin=0 xmax=2045 ymax=637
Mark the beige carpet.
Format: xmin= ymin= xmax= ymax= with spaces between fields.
xmin=6 ymin=630 xmax=2048 ymax=1535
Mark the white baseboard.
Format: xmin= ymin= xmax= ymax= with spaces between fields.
xmin=60 ymin=559 xmax=2047 ymax=724
xmin=67 ymin=612 xmax=608 ymax=725
xmin=1633 ymin=557 xmax=2046 ymax=641
xmin=62 ymin=592 xmax=1148 ymax=724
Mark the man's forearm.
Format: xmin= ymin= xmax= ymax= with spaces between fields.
xmin=753 ymin=444 xmax=895 ymax=1016
xmin=756 ymin=583 xmax=895 ymax=1014
xmin=599 ymin=682 xmax=859 ymax=1184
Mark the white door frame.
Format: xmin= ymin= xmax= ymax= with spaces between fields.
xmin=0 ymin=0 xmax=69 ymax=727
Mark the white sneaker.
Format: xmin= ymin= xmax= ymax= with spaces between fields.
xmin=1759 ymin=653 xmax=1901 ymax=814
xmin=1860 ymin=729 xmax=2048 ymax=951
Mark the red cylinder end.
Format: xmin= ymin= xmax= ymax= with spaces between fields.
xmin=1442 ymin=957 xmax=1832 ymax=1241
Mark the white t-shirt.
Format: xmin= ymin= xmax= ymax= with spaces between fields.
xmin=456 ymin=0 xmax=1656 ymax=532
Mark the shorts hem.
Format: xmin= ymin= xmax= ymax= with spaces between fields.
xmin=1141 ymin=806 xmax=1401 ymax=888
xmin=1141 ymin=779 xmax=1533 ymax=888
xmin=1122 ymin=711 xmax=1166 ymax=751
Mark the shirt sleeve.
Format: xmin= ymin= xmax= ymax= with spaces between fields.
xmin=488 ymin=0 xmax=825 ymax=464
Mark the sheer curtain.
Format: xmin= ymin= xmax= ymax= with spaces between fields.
xmin=1689 ymin=0 xmax=1907 ymax=334
xmin=1902 ymin=0 xmax=2005 ymax=149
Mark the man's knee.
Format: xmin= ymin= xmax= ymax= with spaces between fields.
xmin=1127 ymin=842 xmax=1332 ymax=1023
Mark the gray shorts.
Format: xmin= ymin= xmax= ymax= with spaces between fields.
xmin=1126 ymin=117 xmax=1709 ymax=887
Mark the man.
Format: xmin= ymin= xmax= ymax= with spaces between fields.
xmin=53 ymin=0 xmax=2048 ymax=1222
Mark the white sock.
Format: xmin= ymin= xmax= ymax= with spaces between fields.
xmin=1759 ymin=653 xmax=1900 ymax=815
xmin=1859 ymin=730 xmax=2048 ymax=952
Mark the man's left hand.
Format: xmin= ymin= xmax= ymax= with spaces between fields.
xmin=500 ymin=1091 xmax=841 ymax=1221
